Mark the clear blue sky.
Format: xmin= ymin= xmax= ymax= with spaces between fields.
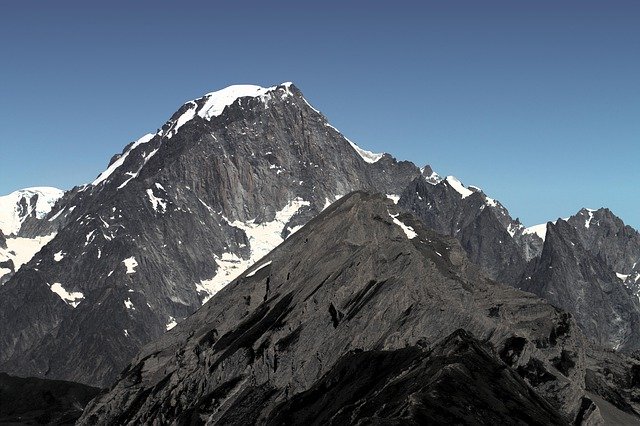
xmin=1 ymin=1 xmax=638 ymax=228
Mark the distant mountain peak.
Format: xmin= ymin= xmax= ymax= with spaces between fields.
xmin=0 ymin=187 xmax=64 ymax=236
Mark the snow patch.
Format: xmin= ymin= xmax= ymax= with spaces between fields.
xmin=389 ymin=213 xmax=417 ymax=239
xmin=246 ymin=260 xmax=272 ymax=277
xmin=197 ymin=198 xmax=309 ymax=302
xmin=50 ymin=282 xmax=84 ymax=307
xmin=4 ymin=233 xmax=56 ymax=271
xmin=124 ymin=298 xmax=135 ymax=310
xmin=585 ymin=210 xmax=594 ymax=229
xmin=167 ymin=101 xmax=197 ymax=139
xmin=445 ymin=176 xmax=473 ymax=198
xmin=146 ymin=189 xmax=167 ymax=213
xmin=386 ymin=194 xmax=400 ymax=204
xmin=92 ymin=133 xmax=155 ymax=186
xmin=53 ymin=251 xmax=64 ymax=262
xmin=123 ymin=256 xmax=138 ymax=274
xmin=524 ymin=223 xmax=549 ymax=241
xmin=166 ymin=316 xmax=177 ymax=331
xmin=198 ymin=84 xmax=292 ymax=120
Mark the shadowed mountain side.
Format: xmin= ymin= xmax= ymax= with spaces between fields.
xmin=0 ymin=373 xmax=100 ymax=425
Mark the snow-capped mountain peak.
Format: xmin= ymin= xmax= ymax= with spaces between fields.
xmin=0 ymin=187 xmax=64 ymax=236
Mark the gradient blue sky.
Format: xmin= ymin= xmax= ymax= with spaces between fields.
xmin=1 ymin=1 xmax=638 ymax=228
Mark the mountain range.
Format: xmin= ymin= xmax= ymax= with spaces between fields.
xmin=1 ymin=82 xmax=639 ymax=424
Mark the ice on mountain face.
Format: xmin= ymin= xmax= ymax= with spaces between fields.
xmin=0 ymin=187 xmax=64 ymax=236
xmin=445 ymin=176 xmax=473 ymax=199
xmin=0 ymin=267 xmax=12 ymax=280
xmin=386 ymin=194 xmax=400 ymax=204
xmin=146 ymin=189 xmax=167 ymax=213
xmin=617 ymin=272 xmax=630 ymax=281
xmin=246 ymin=260 xmax=272 ymax=278
xmin=4 ymin=233 xmax=56 ymax=271
xmin=506 ymin=223 xmax=522 ymax=238
xmin=323 ymin=195 xmax=343 ymax=211
xmin=53 ymin=251 xmax=64 ymax=262
xmin=523 ymin=223 xmax=549 ymax=241
xmin=421 ymin=167 xmax=443 ymax=185
xmin=197 ymin=252 xmax=249 ymax=304
xmin=322 ymin=122 xmax=383 ymax=164
xmin=124 ymin=298 xmax=135 ymax=310
xmin=196 ymin=198 xmax=310 ymax=303
xmin=123 ymin=256 xmax=138 ymax=274
xmin=226 ymin=197 xmax=310 ymax=263
xmin=485 ymin=196 xmax=498 ymax=208
xmin=585 ymin=210 xmax=595 ymax=228
xmin=389 ymin=212 xmax=417 ymax=239
xmin=167 ymin=101 xmax=197 ymax=139
xmin=92 ymin=133 xmax=155 ymax=186
xmin=347 ymin=140 xmax=384 ymax=163
xmin=197 ymin=84 xmax=292 ymax=120
xmin=50 ymin=282 xmax=84 ymax=308
xmin=117 ymin=147 xmax=161 ymax=190
xmin=166 ymin=316 xmax=177 ymax=331
xmin=48 ymin=207 xmax=66 ymax=222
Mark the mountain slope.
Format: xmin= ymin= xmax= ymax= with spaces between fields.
xmin=0 ymin=84 xmax=420 ymax=387
xmin=79 ymin=192 xmax=598 ymax=424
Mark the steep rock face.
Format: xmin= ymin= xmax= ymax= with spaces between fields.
xmin=518 ymin=219 xmax=640 ymax=351
xmin=398 ymin=175 xmax=540 ymax=285
xmin=0 ymin=84 xmax=420 ymax=387
xmin=567 ymin=208 xmax=640 ymax=295
xmin=80 ymin=193 xmax=593 ymax=424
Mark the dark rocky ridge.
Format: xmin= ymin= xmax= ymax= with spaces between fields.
xmin=262 ymin=329 xmax=570 ymax=425
xmin=79 ymin=193 xmax=601 ymax=424
xmin=0 ymin=372 xmax=100 ymax=425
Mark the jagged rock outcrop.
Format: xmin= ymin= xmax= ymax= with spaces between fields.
xmin=567 ymin=208 xmax=640 ymax=294
xmin=519 ymin=220 xmax=640 ymax=349
xmin=518 ymin=219 xmax=640 ymax=351
xmin=398 ymin=174 xmax=540 ymax=285
xmin=80 ymin=193 xmax=598 ymax=424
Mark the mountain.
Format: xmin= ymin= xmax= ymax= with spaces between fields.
xmin=0 ymin=187 xmax=63 ymax=285
xmin=2 ymin=82 xmax=639 ymax=392
xmin=0 ymin=83 xmax=420 ymax=387
xmin=80 ymin=192 xmax=615 ymax=424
